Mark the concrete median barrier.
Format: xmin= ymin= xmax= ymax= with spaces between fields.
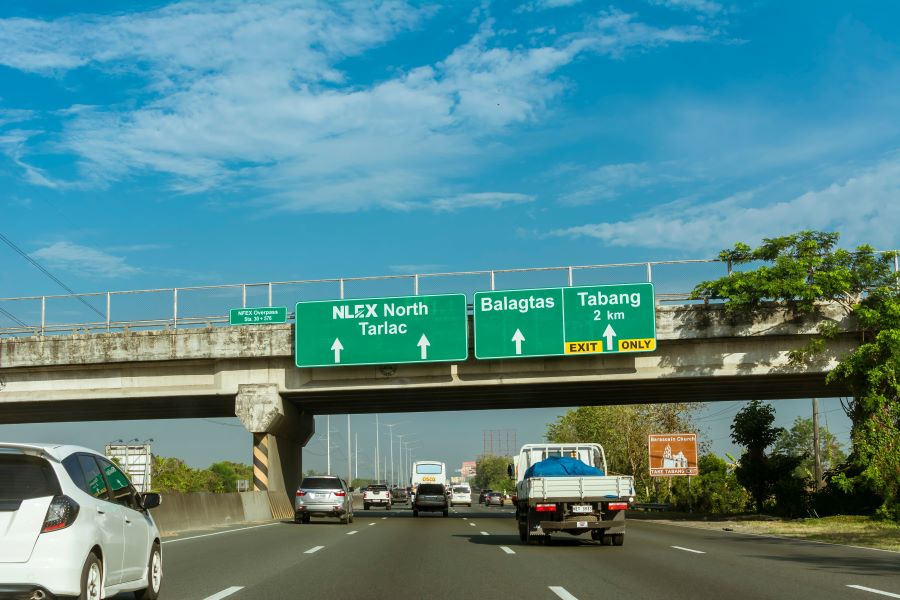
xmin=152 ymin=491 xmax=280 ymax=535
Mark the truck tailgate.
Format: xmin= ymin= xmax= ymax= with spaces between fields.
xmin=520 ymin=476 xmax=634 ymax=502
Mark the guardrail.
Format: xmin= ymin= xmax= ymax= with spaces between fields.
xmin=1 ymin=252 xmax=896 ymax=337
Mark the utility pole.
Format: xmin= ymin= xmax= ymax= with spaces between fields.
xmin=326 ymin=415 xmax=331 ymax=475
xmin=812 ymin=398 xmax=823 ymax=491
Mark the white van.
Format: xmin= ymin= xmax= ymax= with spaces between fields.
xmin=449 ymin=484 xmax=472 ymax=507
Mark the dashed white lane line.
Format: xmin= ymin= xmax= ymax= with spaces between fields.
xmin=469 ymin=522 xmax=476 ymax=527
xmin=480 ymin=531 xmax=490 ymax=536
xmin=369 ymin=522 xmax=376 ymax=526
xmin=549 ymin=586 xmax=579 ymax=600
xmin=203 ymin=586 xmax=244 ymax=600
xmin=500 ymin=546 xmax=516 ymax=554
xmin=347 ymin=530 xmax=358 ymax=535
xmin=848 ymin=585 xmax=900 ymax=598
xmin=671 ymin=546 xmax=706 ymax=554
xmin=304 ymin=546 xmax=325 ymax=554
xmin=162 ymin=523 xmax=279 ymax=544
xmin=382 ymin=516 xmax=388 ymax=520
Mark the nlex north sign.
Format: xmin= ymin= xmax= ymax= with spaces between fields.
xmin=295 ymin=294 xmax=468 ymax=367
xmin=474 ymin=283 xmax=656 ymax=359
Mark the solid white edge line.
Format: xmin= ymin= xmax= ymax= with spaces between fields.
xmin=500 ymin=546 xmax=515 ymax=554
xmin=162 ymin=523 xmax=279 ymax=544
xmin=347 ymin=530 xmax=358 ymax=535
xmin=304 ymin=545 xmax=325 ymax=554
xmin=847 ymin=585 xmax=900 ymax=598
xmin=671 ymin=545 xmax=706 ymax=554
xmin=480 ymin=531 xmax=489 ymax=536
xmin=202 ymin=586 xmax=244 ymax=600
xmin=549 ymin=586 xmax=579 ymax=600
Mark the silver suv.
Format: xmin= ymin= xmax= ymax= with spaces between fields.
xmin=294 ymin=476 xmax=354 ymax=525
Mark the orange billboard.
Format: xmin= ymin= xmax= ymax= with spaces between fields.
xmin=648 ymin=433 xmax=699 ymax=477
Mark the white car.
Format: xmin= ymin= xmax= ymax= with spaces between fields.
xmin=449 ymin=486 xmax=472 ymax=507
xmin=0 ymin=443 xmax=163 ymax=600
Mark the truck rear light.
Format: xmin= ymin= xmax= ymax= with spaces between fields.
xmin=608 ymin=502 xmax=628 ymax=511
xmin=536 ymin=504 xmax=557 ymax=512
xmin=296 ymin=491 xmax=306 ymax=497
xmin=41 ymin=495 xmax=79 ymax=533
xmin=334 ymin=491 xmax=346 ymax=497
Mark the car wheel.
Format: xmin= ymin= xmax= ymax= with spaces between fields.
xmin=413 ymin=509 xmax=419 ymax=517
xmin=134 ymin=543 xmax=162 ymax=600
xmin=302 ymin=514 xmax=311 ymax=524
xmin=79 ymin=552 xmax=103 ymax=600
xmin=442 ymin=509 xmax=449 ymax=517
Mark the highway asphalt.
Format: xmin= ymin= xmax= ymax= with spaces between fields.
xmin=117 ymin=500 xmax=899 ymax=600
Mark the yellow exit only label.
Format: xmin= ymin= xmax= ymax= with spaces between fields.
xmin=564 ymin=338 xmax=656 ymax=354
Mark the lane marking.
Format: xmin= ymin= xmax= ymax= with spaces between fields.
xmin=369 ymin=522 xmax=376 ymax=526
xmin=480 ymin=531 xmax=489 ymax=536
xmin=549 ymin=586 xmax=579 ymax=600
xmin=500 ymin=546 xmax=516 ymax=554
xmin=162 ymin=523 xmax=279 ymax=545
xmin=347 ymin=530 xmax=358 ymax=536
xmin=469 ymin=522 xmax=476 ymax=527
xmin=848 ymin=585 xmax=900 ymax=598
xmin=304 ymin=546 xmax=324 ymax=554
xmin=382 ymin=516 xmax=387 ymax=520
xmin=671 ymin=546 xmax=706 ymax=554
xmin=203 ymin=587 xmax=244 ymax=600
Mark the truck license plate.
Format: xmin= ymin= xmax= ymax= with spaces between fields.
xmin=577 ymin=521 xmax=588 ymax=528
xmin=572 ymin=505 xmax=592 ymax=513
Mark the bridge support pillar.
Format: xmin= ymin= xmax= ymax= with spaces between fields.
xmin=235 ymin=384 xmax=313 ymax=496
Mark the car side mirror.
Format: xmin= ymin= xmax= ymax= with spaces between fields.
xmin=507 ymin=464 xmax=514 ymax=477
xmin=141 ymin=492 xmax=162 ymax=510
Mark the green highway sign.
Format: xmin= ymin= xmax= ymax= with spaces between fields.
xmin=295 ymin=294 xmax=468 ymax=367
xmin=474 ymin=283 xmax=656 ymax=359
xmin=230 ymin=306 xmax=287 ymax=325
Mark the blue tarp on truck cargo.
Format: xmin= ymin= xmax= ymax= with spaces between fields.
xmin=523 ymin=456 xmax=604 ymax=479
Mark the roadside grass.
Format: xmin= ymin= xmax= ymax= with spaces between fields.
xmin=630 ymin=512 xmax=900 ymax=552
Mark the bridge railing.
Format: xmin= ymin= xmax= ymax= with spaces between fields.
xmin=1 ymin=253 xmax=895 ymax=337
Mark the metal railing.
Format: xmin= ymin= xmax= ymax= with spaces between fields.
xmin=1 ymin=252 xmax=896 ymax=337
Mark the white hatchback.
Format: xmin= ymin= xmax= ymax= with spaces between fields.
xmin=0 ymin=443 xmax=163 ymax=600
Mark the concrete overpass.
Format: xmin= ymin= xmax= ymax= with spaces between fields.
xmin=0 ymin=303 xmax=857 ymax=494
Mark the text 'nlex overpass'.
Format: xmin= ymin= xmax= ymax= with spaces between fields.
xmin=0 ymin=297 xmax=857 ymax=494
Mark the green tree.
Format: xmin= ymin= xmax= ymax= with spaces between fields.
xmin=773 ymin=417 xmax=846 ymax=480
xmin=151 ymin=456 xmax=222 ymax=493
xmin=546 ymin=403 xmax=699 ymax=500
xmin=208 ymin=461 xmax=253 ymax=492
xmin=692 ymin=230 xmax=900 ymax=519
xmin=473 ymin=455 xmax=514 ymax=494
xmin=668 ymin=454 xmax=749 ymax=514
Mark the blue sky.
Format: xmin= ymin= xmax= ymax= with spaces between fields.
xmin=0 ymin=1 xmax=896 ymax=474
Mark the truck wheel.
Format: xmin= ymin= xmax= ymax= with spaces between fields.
xmin=590 ymin=530 xmax=603 ymax=541
xmin=442 ymin=509 xmax=449 ymax=517
xmin=525 ymin=509 xmax=543 ymax=546
xmin=611 ymin=534 xmax=624 ymax=546
xmin=518 ymin=521 xmax=527 ymax=543
xmin=364 ymin=503 xmax=369 ymax=510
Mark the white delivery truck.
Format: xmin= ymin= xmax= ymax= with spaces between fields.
xmin=511 ymin=443 xmax=635 ymax=546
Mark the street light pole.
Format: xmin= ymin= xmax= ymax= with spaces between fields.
xmin=326 ymin=415 xmax=331 ymax=475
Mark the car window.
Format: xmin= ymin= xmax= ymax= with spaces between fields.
xmin=77 ymin=454 xmax=110 ymax=500
xmin=452 ymin=487 xmax=469 ymax=494
xmin=418 ymin=484 xmax=445 ymax=495
xmin=62 ymin=454 xmax=88 ymax=493
xmin=97 ymin=457 xmax=139 ymax=509
xmin=0 ymin=453 xmax=61 ymax=501
xmin=300 ymin=477 xmax=342 ymax=489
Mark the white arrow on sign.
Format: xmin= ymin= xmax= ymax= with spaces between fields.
xmin=512 ymin=329 xmax=525 ymax=355
xmin=417 ymin=334 xmax=431 ymax=360
xmin=603 ymin=324 xmax=616 ymax=351
xmin=331 ymin=338 xmax=344 ymax=363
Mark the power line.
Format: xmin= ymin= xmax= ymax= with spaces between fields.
xmin=0 ymin=231 xmax=104 ymax=319
xmin=0 ymin=307 xmax=29 ymax=327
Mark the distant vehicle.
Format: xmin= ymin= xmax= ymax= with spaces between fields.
xmin=484 ymin=492 xmax=505 ymax=507
xmin=450 ymin=485 xmax=472 ymax=507
xmin=410 ymin=460 xmax=446 ymax=494
xmin=363 ymin=484 xmax=392 ymax=510
xmin=511 ymin=443 xmax=635 ymax=546
xmin=390 ymin=487 xmax=409 ymax=503
xmin=412 ymin=483 xmax=449 ymax=517
xmin=295 ymin=476 xmax=354 ymax=524
xmin=478 ymin=489 xmax=493 ymax=503
xmin=0 ymin=442 xmax=163 ymax=600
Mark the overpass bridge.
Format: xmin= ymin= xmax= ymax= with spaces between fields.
xmin=0 ymin=258 xmax=864 ymax=495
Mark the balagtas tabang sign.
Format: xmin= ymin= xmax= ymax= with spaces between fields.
xmin=648 ymin=433 xmax=699 ymax=476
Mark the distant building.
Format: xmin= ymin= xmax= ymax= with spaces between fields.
xmin=460 ymin=460 xmax=477 ymax=480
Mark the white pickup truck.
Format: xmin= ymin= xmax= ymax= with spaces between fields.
xmin=511 ymin=443 xmax=635 ymax=546
xmin=363 ymin=484 xmax=392 ymax=510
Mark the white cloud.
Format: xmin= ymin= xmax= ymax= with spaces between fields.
xmin=548 ymin=156 xmax=900 ymax=252
xmin=649 ymin=0 xmax=724 ymax=17
xmin=517 ymin=0 xmax=584 ymax=13
xmin=0 ymin=3 xmax=712 ymax=211
xmin=31 ymin=242 xmax=141 ymax=278
xmin=431 ymin=192 xmax=536 ymax=211
xmin=389 ymin=264 xmax=444 ymax=274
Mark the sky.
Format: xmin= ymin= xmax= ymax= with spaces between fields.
xmin=0 ymin=0 xmax=897 ymax=476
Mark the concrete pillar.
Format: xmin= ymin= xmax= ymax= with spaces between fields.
xmin=235 ymin=384 xmax=314 ymax=495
